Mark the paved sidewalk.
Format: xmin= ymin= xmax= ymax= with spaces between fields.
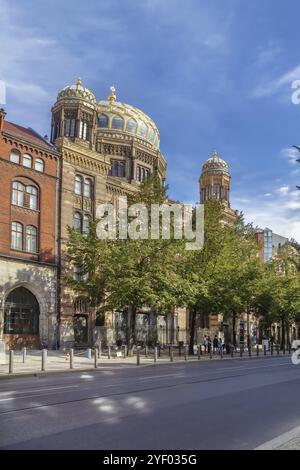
xmin=0 ymin=348 xmax=292 ymax=378
xmin=255 ymin=425 xmax=300 ymax=450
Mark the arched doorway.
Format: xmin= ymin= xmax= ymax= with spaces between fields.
xmin=74 ymin=297 xmax=89 ymax=345
xmin=4 ymin=287 xmax=40 ymax=348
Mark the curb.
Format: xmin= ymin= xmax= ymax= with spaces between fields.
xmin=0 ymin=353 xmax=292 ymax=380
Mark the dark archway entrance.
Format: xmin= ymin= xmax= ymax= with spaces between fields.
xmin=74 ymin=315 xmax=88 ymax=344
xmin=4 ymin=287 xmax=40 ymax=348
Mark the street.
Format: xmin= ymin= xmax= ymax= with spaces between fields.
xmin=0 ymin=356 xmax=300 ymax=450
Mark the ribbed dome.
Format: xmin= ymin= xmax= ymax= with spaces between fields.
xmin=56 ymin=78 xmax=96 ymax=108
xmin=202 ymin=150 xmax=229 ymax=174
xmin=97 ymin=87 xmax=160 ymax=150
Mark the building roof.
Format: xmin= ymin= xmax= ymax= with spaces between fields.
xmin=202 ymin=150 xmax=229 ymax=175
xmin=3 ymin=120 xmax=57 ymax=153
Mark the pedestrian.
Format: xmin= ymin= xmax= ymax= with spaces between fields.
xmin=207 ymin=336 xmax=212 ymax=354
xmin=203 ymin=336 xmax=208 ymax=354
xmin=218 ymin=338 xmax=223 ymax=354
xmin=213 ymin=335 xmax=218 ymax=354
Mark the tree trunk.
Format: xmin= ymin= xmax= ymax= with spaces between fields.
xmin=189 ymin=308 xmax=197 ymax=355
xmin=281 ymin=317 xmax=285 ymax=350
xmin=232 ymin=313 xmax=237 ymax=346
xmin=126 ymin=305 xmax=137 ymax=355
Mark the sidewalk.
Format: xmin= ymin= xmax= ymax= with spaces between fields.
xmin=255 ymin=425 xmax=300 ymax=450
xmin=0 ymin=348 xmax=292 ymax=379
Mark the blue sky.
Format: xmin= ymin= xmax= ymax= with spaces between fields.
xmin=2 ymin=0 xmax=300 ymax=240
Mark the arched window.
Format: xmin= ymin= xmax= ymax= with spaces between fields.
xmin=126 ymin=119 xmax=137 ymax=134
xmin=23 ymin=154 xmax=32 ymax=168
xmin=25 ymin=225 xmax=37 ymax=253
xmin=95 ymin=310 xmax=105 ymax=327
xmin=111 ymin=161 xmax=125 ymax=177
xmin=82 ymin=215 xmax=90 ymax=235
xmin=12 ymin=181 xmax=25 ymax=206
xmin=4 ymin=287 xmax=39 ymax=335
xmin=138 ymin=124 xmax=147 ymax=137
xmin=35 ymin=158 xmax=44 ymax=172
xmin=212 ymin=184 xmax=221 ymax=200
xmin=11 ymin=222 xmax=23 ymax=250
xmin=10 ymin=149 xmax=20 ymax=164
xmin=98 ymin=114 xmax=109 ymax=128
xmin=83 ymin=178 xmax=92 ymax=198
xmin=64 ymin=118 xmax=76 ymax=137
xmin=73 ymin=212 xmax=82 ymax=231
xmin=136 ymin=166 xmax=141 ymax=181
xmin=112 ymin=116 xmax=124 ymax=130
xmin=79 ymin=120 xmax=89 ymax=140
xmin=26 ymin=186 xmax=38 ymax=210
xmin=74 ymin=297 xmax=90 ymax=314
xmin=148 ymin=128 xmax=155 ymax=142
xmin=74 ymin=175 xmax=82 ymax=195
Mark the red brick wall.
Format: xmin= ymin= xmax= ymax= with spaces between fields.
xmin=0 ymin=130 xmax=59 ymax=264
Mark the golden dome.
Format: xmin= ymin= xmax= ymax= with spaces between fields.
xmin=56 ymin=78 xmax=96 ymax=108
xmin=97 ymin=87 xmax=160 ymax=150
xmin=202 ymin=150 xmax=229 ymax=174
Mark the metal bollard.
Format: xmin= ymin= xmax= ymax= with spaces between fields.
xmin=256 ymin=344 xmax=259 ymax=356
xmin=9 ymin=350 xmax=14 ymax=374
xmin=87 ymin=348 xmax=92 ymax=360
xmin=98 ymin=341 xmax=102 ymax=359
xmin=70 ymin=348 xmax=74 ymax=369
xmin=198 ymin=345 xmax=201 ymax=360
xmin=123 ymin=345 xmax=127 ymax=358
xmin=136 ymin=348 xmax=140 ymax=365
xmin=158 ymin=345 xmax=161 ymax=358
xmin=41 ymin=349 xmax=47 ymax=371
xmin=231 ymin=349 xmax=234 ymax=358
xmin=154 ymin=346 xmax=158 ymax=363
xmin=170 ymin=346 xmax=174 ymax=362
xmin=22 ymin=347 xmax=27 ymax=363
xmin=288 ymin=344 xmax=291 ymax=355
xmin=271 ymin=344 xmax=274 ymax=355
xmin=145 ymin=345 xmax=148 ymax=358
xmin=209 ymin=348 xmax=212 ymax=359
xmin=283 ymin=345 xmax=286 ymax=355
xmin=94 ymin=348 xmax=98 ymax=368
xmin=108 ymin=346 xmax=111 ymax=359
xmin=179 ymin=345 xmax=182 ymax=357
xmin=220 ymin=348 xmax=223 ymax=359
xmin=277 ymin=345 xmax=280 ymax=355
xmin=185 ymin=345 xmax=188 ymax=361
xmin=248 ymin=346 xmax=251 ymax=357
xmin=264 ymin=345 xmax=266 ymax=356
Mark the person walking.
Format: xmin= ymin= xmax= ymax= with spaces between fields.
xmin=218 ymin=337 xmax=223 ymax=354
xmin=207 ymin=336 xmax=212 ymax=355
xmin=213 ymin=335 xmax=219 ymax=354
xmin=203 ymin=336 xmax=208 ymax=354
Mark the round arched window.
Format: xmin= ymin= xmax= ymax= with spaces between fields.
xmin=112 ymin=116 xmax=124 ymax=130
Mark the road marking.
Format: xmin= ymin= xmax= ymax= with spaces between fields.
xmin=216 ymin=361 xmax=291 ymax=372
xmin=0 ymin=385 xmax=78 ymax=402
xmin=138 ymin=373 xmax=184 ymax=381
xmin=255 ymin=425 xmax=300 ymax=450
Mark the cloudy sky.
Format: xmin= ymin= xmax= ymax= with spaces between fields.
xmin=1 ymin=0 xmax=300 ymax=240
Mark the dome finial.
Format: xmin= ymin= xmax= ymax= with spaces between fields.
xmin=108 ymin=85 xmax=117 ymax=103
xmin=212 ymin=149 xmax=218 ymax=158
xmin=76 ymin=77 xmax=82 ymax=88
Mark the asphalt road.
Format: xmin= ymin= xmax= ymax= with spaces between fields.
xmin=0 ymin=356 xmax=300 ymax=450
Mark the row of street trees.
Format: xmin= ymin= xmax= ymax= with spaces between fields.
xmin=66 ymin=176 xmax=300 ymax=352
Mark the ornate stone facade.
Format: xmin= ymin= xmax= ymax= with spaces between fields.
xmin=51 ymin=81 xmax=167 ymax=348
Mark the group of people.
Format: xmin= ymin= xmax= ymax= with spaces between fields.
xmin=203 ymin=335 xmax=235 ymax=355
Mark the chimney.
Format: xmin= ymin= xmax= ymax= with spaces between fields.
xmin=0 ymin=108 xmax=6 ymax=134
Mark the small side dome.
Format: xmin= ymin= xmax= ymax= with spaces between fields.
xmin=56 ymin=78 xmax=96 ymax=108
xmin=202 ymin=150 xmax=229 ymax=174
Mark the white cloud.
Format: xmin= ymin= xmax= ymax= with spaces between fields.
xmin=281 ymin=147 xmax=298 ymax=164
xmin=232 ymin=183 xmax=300 ymax=241
xmin=252 ymin=64 xmax=300 ymax=98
